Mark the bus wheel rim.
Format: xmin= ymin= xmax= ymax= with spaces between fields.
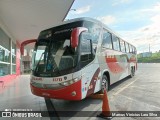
xmin=131 ymin=68 xmax=135 ymax=76
xmin=102 ymin=78 xmax=108 ymax=91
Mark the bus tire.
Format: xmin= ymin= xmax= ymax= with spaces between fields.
xmin=100 ymin=75 xmax=109 ymax=93
xmin=130 ymin=67 xmax=135 ymax=78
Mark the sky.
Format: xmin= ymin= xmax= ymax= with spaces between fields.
xmin=66 ymin=0 xmax=160 ymax=53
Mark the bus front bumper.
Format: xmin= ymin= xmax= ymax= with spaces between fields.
xmin=30 ymin=80 xmax=82 ymax=100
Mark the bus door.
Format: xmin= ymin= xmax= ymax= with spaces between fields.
xmin=80 ymin=32 xmax=100 ymax=98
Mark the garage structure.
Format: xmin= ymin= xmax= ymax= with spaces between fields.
xmin=0 ymin=0 xmax=74 ymax=81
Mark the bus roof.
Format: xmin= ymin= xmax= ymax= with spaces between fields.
xmin=40 ymin=17 xmax=135 ymax=47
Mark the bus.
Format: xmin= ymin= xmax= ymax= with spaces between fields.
xmin=30 ymin=17 xmax=137 ymax=100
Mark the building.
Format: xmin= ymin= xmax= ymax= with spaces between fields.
xmin=139 ymin=52 xmax=152 ymax=58
xmin=0 ymin=21 xmax=21 ymax=81
xmin=0 ymin=0 xmax=74 ymax=81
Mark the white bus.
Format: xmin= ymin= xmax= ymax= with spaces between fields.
xmin=30 ymin=17 xmax=137 ymax=100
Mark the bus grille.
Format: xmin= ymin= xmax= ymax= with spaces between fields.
xmin=31 ymin=82 xmax=64 ymax=89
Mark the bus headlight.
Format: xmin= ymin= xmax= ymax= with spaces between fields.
xmin=59 ymin=77 xmax=81 ymax=86
xmin=73 ymin=78 xmax=79 ymax=82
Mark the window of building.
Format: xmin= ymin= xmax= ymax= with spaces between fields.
xmin=12 ymin=55 xmax=16 ymax=64
xmin=12 ymin=42 xmax=16 ymax=64
xmin=102 ymin=30 xmax=112 ymax=49
xmin=0 ymin=27 xmax=11 ymax=76
xmin=12 ymin=41 xmax=16 ymax=54
xmin=0 ymin=28 xmax=10 ymax=50
xmin=112 ymin=34 xmax=120 ymax=51
xmin=0 ymin=63 xmax=10 ymax=76
xmin=0 ymin=46 xmax=10 ymax=62
xmin=12 ymin=65 xmax=16 ymax=74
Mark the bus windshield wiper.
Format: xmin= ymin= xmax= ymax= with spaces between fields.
xmin=35 ymin=52 xmax=44 ymax=72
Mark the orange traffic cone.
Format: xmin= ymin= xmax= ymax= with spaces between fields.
xmin=97 ymin=89 xmax=112 ymax=119
xmin=102 ymin=90 xmax=110 ymax=116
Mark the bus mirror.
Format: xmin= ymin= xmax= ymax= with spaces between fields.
xmin=71 ymin=27 xmax=88 ymax=48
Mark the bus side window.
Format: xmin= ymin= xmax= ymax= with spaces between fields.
xmin=135 ymin=47 xmax=137 ymax=54
xmin=129 ymin=44 xmax=133 ymax=53
xmin=120 ymin=39 xmax=126 ymax=52
xmin=133 ymin=46 xmax=136 ymax=54
xmin=125 ymin=42 xmax=129 ymax=53
xmin=128 ymin=44 xmax=130 ymax=53
xmin=131 ymin=45 xmax=134 ymax=53
xmin=83 ymin=21 xmax=100 ymax=44
xmin=112 ymin=34 xmax=120 ymax=51
xmin=80 ymin=39 xmax=92 ymax=62
xmin=102 ymin=31 xmax=112 ymax=49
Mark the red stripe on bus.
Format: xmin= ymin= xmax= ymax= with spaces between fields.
xmin=105 ymin=56 xmax=124 ymax=73
xmin=86 ymin=68 xmax=100 ymax=96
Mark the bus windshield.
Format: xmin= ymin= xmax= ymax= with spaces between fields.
xmin=32 ymin=34 xmax=78 ymax=77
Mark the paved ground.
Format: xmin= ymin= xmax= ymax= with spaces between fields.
xmin=0 ymin=63 xmax=160 ymax=120
xmin=107 ymin=63 xmax=160 ymax=120
xmin=0 ymin=75 xmax=49 ymax=120
xmin=51 ymin=63 xmax=160 ymax=120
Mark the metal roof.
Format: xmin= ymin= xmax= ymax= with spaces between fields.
xmin=0 ymin=0 xmax=74 ymax=44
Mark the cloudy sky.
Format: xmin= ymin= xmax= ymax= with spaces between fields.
xmin=66 ymin=0 xmax=160 ymax=53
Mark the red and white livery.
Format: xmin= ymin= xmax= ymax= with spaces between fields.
xmin=30 ymin=17 xmax=137 ymax=100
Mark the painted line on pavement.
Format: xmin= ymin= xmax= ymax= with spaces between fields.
xmin=113 ymin=78 xmax=139 ymax=96
xmin=122 ymin=94 xmax=160 ymax=110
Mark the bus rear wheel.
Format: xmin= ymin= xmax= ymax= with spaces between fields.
xmin=130 ymin=67 xmax=135 ymax=78
xmin=100 ymin=75 xmax=109 ymax=93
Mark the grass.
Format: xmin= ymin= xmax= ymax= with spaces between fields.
xmin=138 ymin=52 xmax=160 ymax=63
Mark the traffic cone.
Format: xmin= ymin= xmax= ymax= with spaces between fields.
xmin=97 ymin=89 xmax=112 ymax=119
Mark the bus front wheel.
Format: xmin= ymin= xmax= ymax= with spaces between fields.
xmin=100 ymin=75 xmax=109 ymax=93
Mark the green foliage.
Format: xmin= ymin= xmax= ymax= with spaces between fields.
xmin=138 ymin=52 xmax=160 ymax=63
